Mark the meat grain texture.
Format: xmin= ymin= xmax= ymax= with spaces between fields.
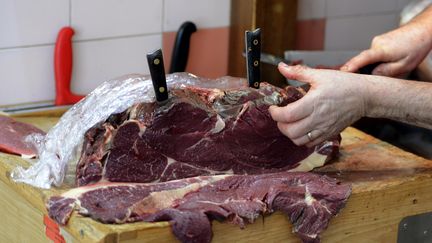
xmin=0 ymin=116 xmax=45 ymax=158
xmin=76 ymin=82 xmax=340 ymax=186
xmin=48 ymin=172 xmax=351 ymax=243
xmin=47 ymin=76 xmax=349 ymax=243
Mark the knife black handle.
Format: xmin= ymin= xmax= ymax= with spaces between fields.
xmin=358 ymin=62 xmax=383 ymax=75
xmin=169 ymin=21 xmax=197 ymax=73
xmin=245 ymin=28 xmax=261 ymax=88
xmin=147 ymin=49 xmax=168 ymax=102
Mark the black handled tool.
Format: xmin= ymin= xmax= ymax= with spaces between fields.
xmin=147 ymin=49 xmax=168 ymax=102
xmin=358 ymin=62 xmax=383 ymax=75
xmin=170 ymin=21 xmax=197 ymax=73
xmin=245 ymin=28 xmax=261 ymax=88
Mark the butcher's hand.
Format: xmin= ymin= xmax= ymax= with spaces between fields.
xmin=269 ymin=63 xmax=368 ymax=147
xmin=342 ymin=8 xmax=432 ymax=77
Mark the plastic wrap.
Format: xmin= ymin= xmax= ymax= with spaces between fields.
xmin=11 ymin=73 xmax=247 ymax=189
xmin=400 ymin=0 xmax=432 ymax=25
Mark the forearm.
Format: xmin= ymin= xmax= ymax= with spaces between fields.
xmin=403 ymin=5 xmax=432 ymax=48
xmin=365 ymin=76 xmax=432 ymax=129
xmin=407 ymin=5 xmax=432 ymax=29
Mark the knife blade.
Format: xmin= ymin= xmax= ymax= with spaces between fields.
xmin=242 ymin=51 xmax=290 ymax=66
xmin=245 ymin=28 xmax=261 ymax=88
xmin=147 ymin=49 xmax=169 ymax=103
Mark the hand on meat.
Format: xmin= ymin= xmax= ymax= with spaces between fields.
xmin=269 ymin=63 xmax=368 ymax=147
xmin=270 ymin=63 xmax=432 ymax=146
xmin=341 ymin=6 xmax=432 ymax=77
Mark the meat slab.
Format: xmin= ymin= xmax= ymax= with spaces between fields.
xmin=0 ymin=115 xmax=45 ymax=158
xmin=76 ymin=82 xmax=340 ymax=186
xmin=48 ymin=172 xmax=351 ymax=243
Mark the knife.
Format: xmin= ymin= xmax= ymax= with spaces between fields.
xmin=358 ymin=62 xmax=383 ymax=75
xmin=243 ymin=50 xmax=383 ymax=75
xmin=169 ymin=21 xmax=197 ymax=73
xmin=147 ymin=49 xmax=169 ymax=102
xmin=245 ymin=28 xmax=261 ymax=88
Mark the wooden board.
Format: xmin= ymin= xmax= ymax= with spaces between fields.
xmin=1 ymin=117 xmax=432 ymax=243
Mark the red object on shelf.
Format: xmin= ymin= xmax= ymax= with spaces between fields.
xmin=54 ymin=27 xmax=84 ymax=106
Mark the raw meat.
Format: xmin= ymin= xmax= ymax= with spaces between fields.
xmin=76 ymin=82 xmax=340 ymax=186
xmin=47 ymin=172 xmax=351 ymax=243
xmin=0 ymin=116 xmax=45 ymax=158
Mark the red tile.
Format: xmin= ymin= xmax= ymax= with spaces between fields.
xmin=163 ymin=27 xmax=230 ymax=78
xmin=295 ymin=19 xmax=326 ymax=50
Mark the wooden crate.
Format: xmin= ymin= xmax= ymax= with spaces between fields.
xmin=1 ymin=117 xmax=432 ymax=242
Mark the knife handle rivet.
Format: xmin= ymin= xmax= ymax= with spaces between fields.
xmin=159 ymin=87 xmax=166 ymax=93
xmin=253 ymin=82 xmax=259 ymax=88
xmin=153 ymin=58 xmax=160 ymax=65
xmin=248 ymin=47 xmax=252 ymax=52
xmin=253 ymin=60 xmax=259 ymax=67
xmin=253 ymin=39 xmax=259 ymax=45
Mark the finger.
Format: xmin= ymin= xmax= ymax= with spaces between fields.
xmin=305 ymin=135 xmax=327 ymax=148
xmin=341 ymin=49 xmax=385 ymax=73
xmin=277 ymin=122 xmax=293 ymax=140
xmin=275 ymin=116 xmax=315 ymax=139
xmin=278 ymin=63 xmax=316 ymax=84
xmin=372 ymin=61 xmax=409 ymax=77
xmin=269 ymin=96 xmax=314 ymax=123
xmin=291 ymin=129 xmax=323 ymax=147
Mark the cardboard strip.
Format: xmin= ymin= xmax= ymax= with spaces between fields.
xmin=44 ymin=215 xmax=65 ymax=243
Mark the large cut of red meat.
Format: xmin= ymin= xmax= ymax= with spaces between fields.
xmin=0 ymin=115 xmax=45 ymax=158
xmin=48 ymin=172 xmax=351 ymax=243
xmin=75 ymin=82 xmax=340 ymax=186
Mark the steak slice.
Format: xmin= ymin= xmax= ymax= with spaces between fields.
xmin=47 ymin=172 xmax=351 ymax=243
xmin=76 ymin=82 xmax=340 ymax=186
xmin=0 ymin=116 xmax=45 ymax=158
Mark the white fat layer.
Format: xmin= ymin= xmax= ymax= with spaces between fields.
xmin=156 ymin=157 xmax=176 ymax=180
xmin=183 ymin=137 xmax=211 ymax=153
xmin=166 ymin=157 xmax=176 ymax=166
xmin=61 ymin=174 xmax=230 ymax=199
xmin=137 ymin=121 xmax=147 ymax=137
xmin=172 ymin=161 xmax=234 ymax=175
xmin=211 ymin=115 xmax=225 ymax=134
xmin=132 ymin=176 xmax=228 ymax=212
xmin=143 ymin=183 xmax=204 ymax=209
xmin=304 ymin=186 xmax=315 ymax=206
xmin=156 ymin=156 xmax=234 ymax=183
xmin=293 ymin=186 xmax=319 ymax=239
xmin=233 ymin=102 xmax=250 ymax=126
xmin=21 ymin=154 xmax=35 ymax=159
xmin=289 ymin=151 xmax=327 ymax=172
xmin=301 ymin=233 xmax=318 ymax=239
xmin=208 ymin=89 xmax=224 ymax=102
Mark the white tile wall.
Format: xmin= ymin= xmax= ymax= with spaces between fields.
xmin=0 ymin=0 xmax=231 ymax=106
xmin=297 ymin=0 xmax=326 ymax=20
xmin=326 ymin=0 xmax=398 ymax=17
xmin=297 ymin=0 xmax=418 ymax=51
xmin=71 ymin=35 xmax=161 ymax=94
xmin=324 ymin=14 xmax=399 ymax=50
xmin=0 ymin=0 xmax=69 ymax=48
xmin=164 ymin=0 xmax=231 ymax=31
xmin=0 ymin=46 xmax=55 ymax=106
xmin=71 ymin=0 xmax=163 ymax=40
xmin=398 ymin=0 xmax=416 ymax=10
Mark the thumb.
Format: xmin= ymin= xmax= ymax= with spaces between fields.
xmin=372 ymin=61 xmax=406 ymax=77
xmin=278 ymin=63 xmax=315 ymax=84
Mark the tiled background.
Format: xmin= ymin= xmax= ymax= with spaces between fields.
xmin=296 ymin=0 xmax=413 ymax=50
xmin=0 ymin=0 xmax=230 ymax=106
xmin=0 ymin=0 xmax=419 ymax=106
